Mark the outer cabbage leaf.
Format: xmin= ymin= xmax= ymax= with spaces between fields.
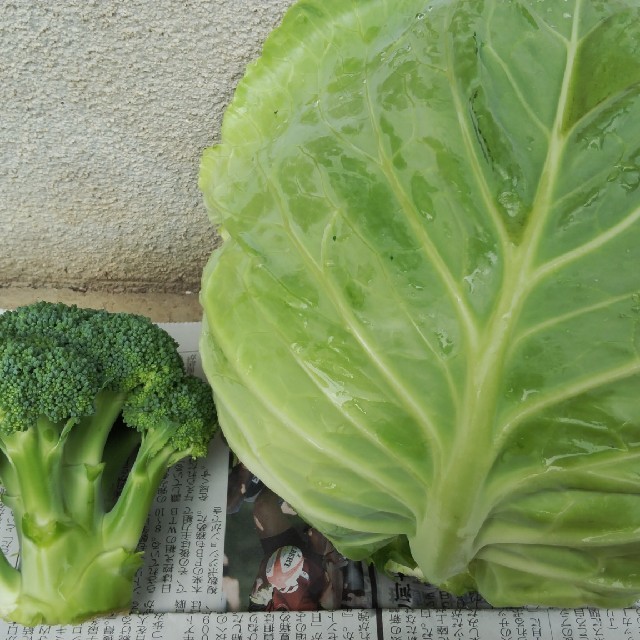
xmin=199 ymin=0 xmax=640 ymax=606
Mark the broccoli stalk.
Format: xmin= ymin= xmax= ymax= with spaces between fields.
xmin=0 ymin=302 xmax=218 ymax=625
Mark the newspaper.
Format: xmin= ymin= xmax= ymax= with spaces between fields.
xmin=0 ymin=320 xmax=637 ymax=638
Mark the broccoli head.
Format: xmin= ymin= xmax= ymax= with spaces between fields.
xmin=0 ymin=302 xmax=218 ymax=625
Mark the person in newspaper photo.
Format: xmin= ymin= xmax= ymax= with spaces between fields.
xmin=225 ymin=461 xmax=369 ymax=611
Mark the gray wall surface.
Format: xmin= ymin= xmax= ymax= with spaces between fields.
xmin=0 ymin=0 xmax=293 ymax=293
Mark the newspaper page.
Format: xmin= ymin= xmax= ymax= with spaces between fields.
xmin=0 ymin=319 xmax=638 ymax=638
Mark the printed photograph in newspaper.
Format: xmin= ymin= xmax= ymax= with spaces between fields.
xmin=221 ymin=456 xmax=492 ymax=613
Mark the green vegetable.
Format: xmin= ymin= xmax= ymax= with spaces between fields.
xmin=199 ymin=0 xmax=640 ymax=607
xmin=0 ymin=302 xmax=217 ymax=625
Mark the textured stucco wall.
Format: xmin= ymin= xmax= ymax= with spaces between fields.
xmin=0 ymin=0 xmax=293 ymax=293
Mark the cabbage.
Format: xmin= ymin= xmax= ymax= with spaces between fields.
xmin=199 ymin=0 xmax=640 ymax=606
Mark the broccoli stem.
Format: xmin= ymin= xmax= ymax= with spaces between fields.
xmin=8 ymin=527 xmax=142 ymax=626
xmin=61 ymin=390 xmax=128 ymax=526
xmin=63 ymin=390 xmax=127 ymax=466
xmin=103 ymin=419 xmax=185 ymax=550
xmin=0 ymin=417 xmax=67 ymax=527
xmin=0 ymin=400 xmax=146 ymax=625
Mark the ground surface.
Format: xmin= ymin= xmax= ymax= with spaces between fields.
xmin=0 ymin=287 xmax=202 ymax=322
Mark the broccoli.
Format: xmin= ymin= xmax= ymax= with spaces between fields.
xmin=0 ymin=302 xmax=218 ymax=625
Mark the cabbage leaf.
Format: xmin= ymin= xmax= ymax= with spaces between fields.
xmin=199 ymin=0 xmax=640 ymax=606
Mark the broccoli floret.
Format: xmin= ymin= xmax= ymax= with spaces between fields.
xmin=0 ymin=302 xmax=218 ymax=626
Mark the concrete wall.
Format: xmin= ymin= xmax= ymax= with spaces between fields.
xmin=0 ymin=0 xmax=293 ymax=294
